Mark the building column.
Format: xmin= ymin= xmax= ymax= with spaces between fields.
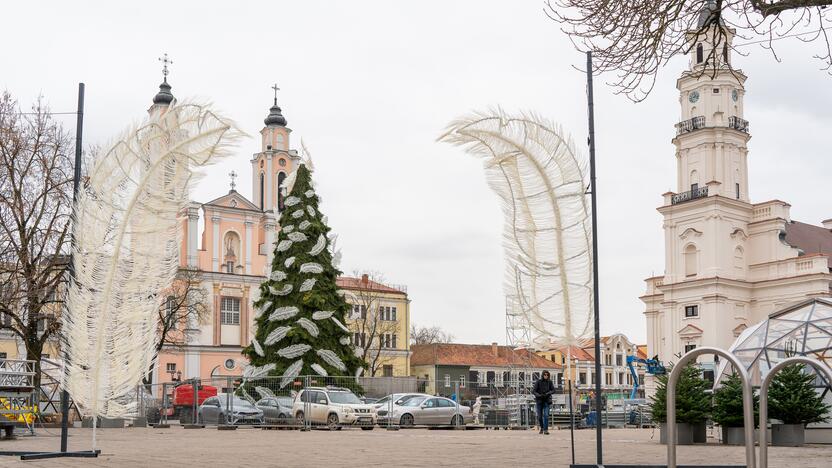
xmin=264 ymin=217 xmax=276 ymax=274
xmin=211 ymin=216 xmax=221 ymax=272
xmin=213 ymin=285 xmax=221 ymax=346
xmin=265 ymin=156 xmax=273 ymax=212
xmin=240 ymin=286 xmax=249 ymax=346
xmin=187 ymin=207 xmax=199 ymax=267
xmin=244 ymin=220 xmax=253 ymax=275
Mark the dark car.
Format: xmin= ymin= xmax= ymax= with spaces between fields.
xmin=256 ymin=396 xmax=295 ymax=425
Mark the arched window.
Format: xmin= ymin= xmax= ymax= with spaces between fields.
xmin=696 ymin=44 xmax=704 ymax=64
xmin=690 ymin=170 xmax=699 ymax=192
xmin=259 ymin=173 xmax=264 ymax=210
xmin=722 ymin=44 xmax=729 ymax=64
xmin=684 ymin=244 xmax=698 ymax=277
xmin=277 ymin=172 xmax=287 ymax=212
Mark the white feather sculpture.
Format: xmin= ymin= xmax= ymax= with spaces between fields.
xmin=63 ymin=103 xmax=242 ymax=445
xmin=439 ymin=109 xmax=593 ymax=348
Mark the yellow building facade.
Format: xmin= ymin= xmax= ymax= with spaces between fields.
xmin=338 ymin=275 xmax=411 ymax=377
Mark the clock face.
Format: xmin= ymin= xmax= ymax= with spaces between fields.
xmin=732 ymin=89 xmax=738 ymax=102
xmin=689 ymin=91 xmax=700 ymax=103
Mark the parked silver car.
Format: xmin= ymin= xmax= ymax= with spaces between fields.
xmin=379 ymin=395 xmax=472 ymax=427
xmin=372 ymin=393 xmax=425 ymax=411
xmin=198 ymin=394 xmax=264 ymax=425
xmin=255 ymin=396 xmax=295 ymax=425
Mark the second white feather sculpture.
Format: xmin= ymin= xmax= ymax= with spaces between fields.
xmin=63 ymin=102 xmax=242 ymax=446
xmin=439 ymin=109 xmax=593 ymax=348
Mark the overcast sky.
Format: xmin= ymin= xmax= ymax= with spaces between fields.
xmin=3 ymin=1 xmax=830 ymax=346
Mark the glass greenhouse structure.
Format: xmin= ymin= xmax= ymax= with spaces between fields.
xmin=718 ymin=298 xmax=832 ymax=386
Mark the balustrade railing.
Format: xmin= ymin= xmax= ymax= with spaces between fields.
xmin=675 ymin=116 xmax=705 ymax=135
xmin=728 ymin=115 xmax=749 ymax=133
xmin=671 ymin=186 xmax=708 ymax=205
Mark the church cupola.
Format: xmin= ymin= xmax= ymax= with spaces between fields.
xmin=152 ymin=53 xmax=175 ymax=106
xmin=264 ymin=90 xmax=287 ymax=127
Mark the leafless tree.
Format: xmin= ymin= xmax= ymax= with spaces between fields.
xmin=345 ymin=271 xmax=401 ymax=377
xmin=145 ymin=268 xmax=209 ymax=384
xmin=410 ymin=324 xmax=455 ymax=345
xmin=546 ymin=0 xmax=832 ymax=101
xmin=0 ymin=92 xmax=73 ymax=384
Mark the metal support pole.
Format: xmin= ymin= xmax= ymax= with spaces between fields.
xmin=193 ymin=380 xmax=198 ymax=424
xmin=667 ymin=347 xmax=754 ymax=468
xmin=60 ymin=82 xmax=85 ymax=454
xmin=4 ymin=83 xmax=98 ymax=460
xmin=759 ymin=356 xmax=832 ymax=468
xmin=568 ymin=380 xmax=575 ymax=466
xmin=586 ymin=50 xmax=603 ymax=466
xmin=301 ymin=375 xmax=310 ymax=431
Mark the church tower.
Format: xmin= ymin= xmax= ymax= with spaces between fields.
xmin=250 ymin=86 xmax=300 ymax=214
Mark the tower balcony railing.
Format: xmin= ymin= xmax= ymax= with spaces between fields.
xmin=671 ymin=186 xmax=708 ymax=205
xmin=676 ymin=115 xmax=750 ymax=136
xmin=728 ymin=116 xmax=749 ymax=133
xmin=675 ymin=116 xmax=705 ymax=135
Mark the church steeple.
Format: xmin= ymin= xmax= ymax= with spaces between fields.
xmin=152 ymin=53 xmax=175 ymax=107
xmin=264 ymin=84 xmax=287 ymax=127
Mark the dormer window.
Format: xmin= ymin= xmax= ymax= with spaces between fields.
xmin=696 ymin=44 xmax=703 ymax=64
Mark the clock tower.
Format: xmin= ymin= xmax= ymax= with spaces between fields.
xmin=641 ymin=5 xmax=832 ymax=398
xmin=674 ymin=12 xmax=749 ymax=203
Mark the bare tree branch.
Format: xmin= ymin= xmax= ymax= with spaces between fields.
xmin=546 ymin=0 xmax=832 ymax=101
xmin=0 ymin=91 xmax=73 ymax=385
xmin=410 ymin=324 xmax=455 ymax=345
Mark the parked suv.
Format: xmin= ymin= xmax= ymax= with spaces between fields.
xmin=293 ymin=387 xmax=377 ymax=430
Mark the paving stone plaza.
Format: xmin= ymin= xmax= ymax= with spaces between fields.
xmin=0 ymin=427 xmax=828 ymax=467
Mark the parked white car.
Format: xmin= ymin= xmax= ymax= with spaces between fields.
xmin=293 ymin=387 xmax=377 ymax=430
xmin=377 ymin=395 xmax=472 ymax=427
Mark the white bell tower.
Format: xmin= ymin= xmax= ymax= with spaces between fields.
xmin=673 ymin=12 xmax=750 ymax=203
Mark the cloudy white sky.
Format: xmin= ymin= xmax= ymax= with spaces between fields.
xmin=3 ymin=1 xmax=830 ymax=346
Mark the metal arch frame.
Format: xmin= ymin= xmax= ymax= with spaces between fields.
xmin=759 ymin=356 xmax=832 ymax=468
xmin=667 ymin=347 xmax=755 ymax=468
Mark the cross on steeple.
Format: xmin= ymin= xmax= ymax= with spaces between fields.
xmin=229 ymin=170 xmax=238 ymax=191
xmin=158 ymin=53 xmax=173 ymax=83
xmin=271 ymin=83 xmax=280 ymax=105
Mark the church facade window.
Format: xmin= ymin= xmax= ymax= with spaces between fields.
xmin=220 ymin=297 xmax=241 ymax=325
xmin=277 ymin=171 xmax=287 ymax=211
xmin=259 ymin=173 xmax=264 ymax=209
xmin=696 ymin=44 xmax=703 ymax=64
xmin=684 ymin=244 xmax=698 ymax=277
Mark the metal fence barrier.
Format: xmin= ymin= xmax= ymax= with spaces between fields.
xmin=134 ymin=374 xmax=639 ymax=432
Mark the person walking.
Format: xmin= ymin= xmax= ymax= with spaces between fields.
xmin=532 ymin=370 xmax=555 ymax=434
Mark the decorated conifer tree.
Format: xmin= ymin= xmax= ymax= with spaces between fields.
xmin=242 ymin=164 xmax=365 ymax=387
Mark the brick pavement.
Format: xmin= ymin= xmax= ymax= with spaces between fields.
xmin=0 ymin=426 xmax=828 ymax=467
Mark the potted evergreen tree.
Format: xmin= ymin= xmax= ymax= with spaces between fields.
xmin=768 ymin=364 xmax=830 ymax=446
xmin=650 ymin=364 xmax=710 ymax=444
xmin=712 ymin=372 xmax=758 ymax=445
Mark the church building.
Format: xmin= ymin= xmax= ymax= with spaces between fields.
xmin=640 ymin=12 xmax=832 ymax=393
xmin=145 ymin=73 xmax=411 ymax=386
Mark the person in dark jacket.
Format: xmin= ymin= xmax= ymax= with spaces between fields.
xmin=532 ymin=370 xmax=555 ymax=434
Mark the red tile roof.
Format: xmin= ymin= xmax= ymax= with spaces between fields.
xmin=784 ymin=220 xmax=832 ymax=268
xmin=411 ymin=343 xmax=561 ymax=369
xmin=551 ymin=345 xmax=594 ymax=362
xmin=336 ymin=276 xmax=407 ymax=295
